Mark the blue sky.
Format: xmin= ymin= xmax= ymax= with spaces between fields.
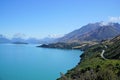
xmin=0 ymin=0 xmax=120 ymax=39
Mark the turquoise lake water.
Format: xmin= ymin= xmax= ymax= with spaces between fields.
xmin=0 ymin=44 xmax=82 ymax=80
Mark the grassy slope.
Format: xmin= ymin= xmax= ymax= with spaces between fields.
xmin=57 ymin=37 xmax=120 ymax=80
xmin=104 ymin=36 xmax=120 ymax=59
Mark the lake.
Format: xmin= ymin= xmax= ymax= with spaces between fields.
xmin=0 ymin=44 xmax=82 ymax=80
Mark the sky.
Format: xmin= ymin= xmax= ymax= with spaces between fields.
xmin=0 ymin=0 xmax=120 ymax=39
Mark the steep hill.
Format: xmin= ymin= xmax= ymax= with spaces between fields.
xmin=103 ymin=35 xmax=120 ymax=59
xmin=58 ymin=22 xmax=120 ymax=43
xmin=57 ymin=35 xmax=120 ymax=80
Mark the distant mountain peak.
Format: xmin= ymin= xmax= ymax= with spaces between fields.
xmin=0 ymin=34 xmax=11 ymax=43
xmin=0 ymin=34 xmax=4 ymax=38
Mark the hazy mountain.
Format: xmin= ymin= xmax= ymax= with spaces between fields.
xmin=58 ymin=22 xmax=120 ymax=43
xmin=0 ymin=34 xmax=11 ymax=43
xmin=11 ymin=37 xmax=26 ymax=43
xmin=11 ymin=37 xmax=56 ymax=44
xmin=25 ymin=38 xmax=40 ymax=44
xmin=39 ymin=37 xmax=57 ymax=44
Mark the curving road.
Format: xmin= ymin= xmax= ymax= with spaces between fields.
xmin=101 ymin=50 xmax=106 ymax=59
xmin=100 ymin=45 xmax=108 ymax=60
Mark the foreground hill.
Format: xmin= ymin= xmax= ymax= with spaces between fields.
xmin=58 ymin=22 xmax=120 ymax=43
xmin=103 ymin=35 xmax=120 ymax=59
xmin=57 ymin=35 xmax=120 ymax=80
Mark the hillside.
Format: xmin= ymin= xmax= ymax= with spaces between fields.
xmin=39 ymin=41 xmax=98 ymax=51
xmin=103 ymin=35 xmax=120 ymax=59
xmin=57 ymin=35 xmax=120 ymax=80
xmin=39 ymin=22 xmax=120 ymax=50
xmin=58 ymin=22 xmax=120 ymax=43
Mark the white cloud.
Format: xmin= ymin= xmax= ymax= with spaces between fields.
xmin=99 ymin=21 xmax=109 ymax=26
xmin=99 ymin=16 xmax=120 ymax=26
xmin=48 ymin=34 xmax=64 ymax=38
xmin=109 ymin=16 xmax=120 ymax=23
xmin=13 ymin=33 xmax=26 ymax=38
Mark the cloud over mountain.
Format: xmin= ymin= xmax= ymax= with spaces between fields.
xmin=109 ymin=16 xmax=120 ymax=23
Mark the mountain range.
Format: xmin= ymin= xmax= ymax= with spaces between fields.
xmin=0 ymin=35 xmax=56 ymax=44
xmin=1 ymin=22 xmax=120 ymax=44
xmin=58 ymin=22 xmax=120 ymax=43
xmin=0 ymin=35 xmax=11 ymax=43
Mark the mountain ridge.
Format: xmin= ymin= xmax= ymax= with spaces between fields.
xmin=0 ymin=34 xmax=11 ymax=43
xmin=0 ymin=35 xmax=56 ymax=44
xmin=58 ymin=22 xmax=120 ymax=43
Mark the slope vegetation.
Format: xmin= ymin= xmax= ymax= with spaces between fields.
xmin=57 ymin=35 xmax=120 ymax=80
